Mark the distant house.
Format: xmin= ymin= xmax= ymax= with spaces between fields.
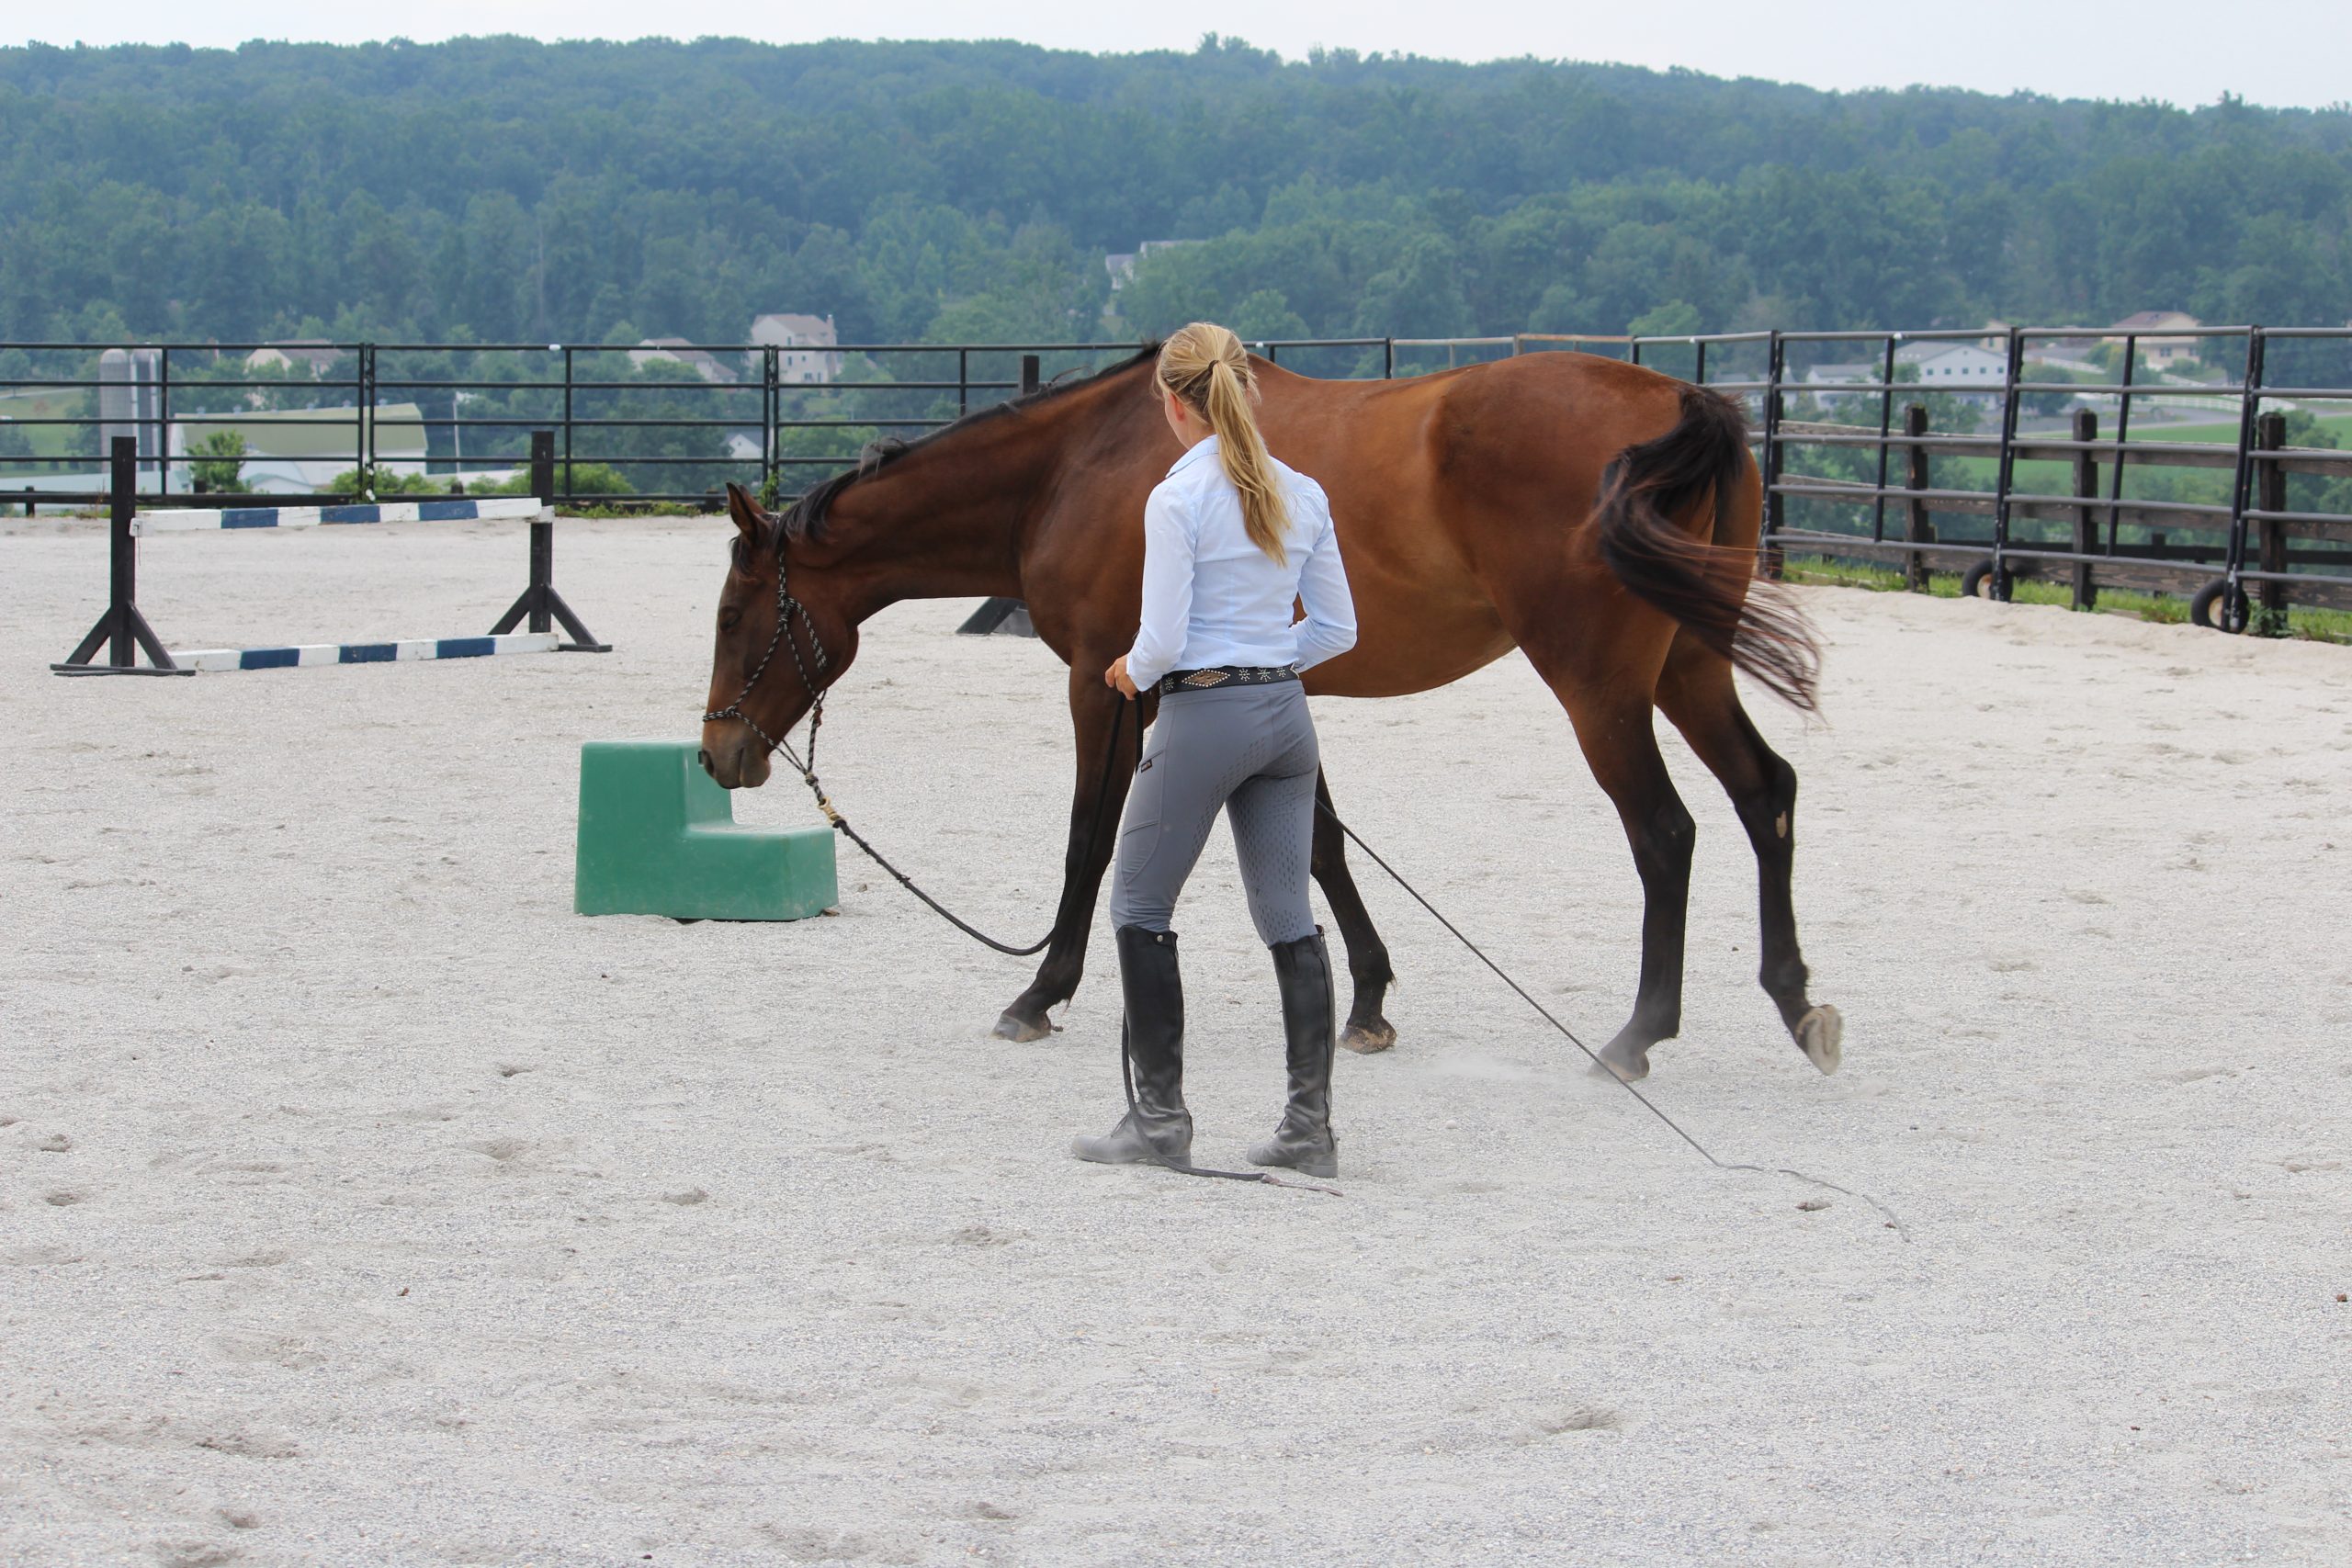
xmin=724 ymin=432 xmax=763 ymax=462
xmin=1104 ymin=239 xmax=1204 ymax=296
xmin=1896 ymin=342 xmax=2008 ymax=387
xmin=629 ymin=337 xmax=739 ymax=385
xmin=168 ymin=403 xmax=429 ymax=495
xmin=245 ymin=340 xmax=345 ymax=378
xmin=750 ymin=313 xmax=842 ymax=384
xmin=2107 ymin=310 xmax=2204 ymax=367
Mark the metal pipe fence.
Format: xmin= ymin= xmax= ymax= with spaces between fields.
xmin=1632 ymin=324 xmax=2352 ymax=628
xmin=0 ymin=333 xmax=1653 ymax=514
xmin=10 ymin=325 xmax=2347 ymax=629
xmin=0 ymin=338 xmax=1406 ymax=512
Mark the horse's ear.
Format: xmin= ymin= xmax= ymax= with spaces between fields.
xmin=724 ymin=482 xmax=768 ymax=545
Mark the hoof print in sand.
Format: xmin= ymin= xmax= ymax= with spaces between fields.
xmin=947 ymin=1223 xmax=1023 ymax=1247
xmin=1514 ymin=1407 xmax=1623 ymax=1443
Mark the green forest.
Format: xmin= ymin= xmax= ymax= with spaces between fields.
xmin=3 ymin=34 xmax=2349 ymax=348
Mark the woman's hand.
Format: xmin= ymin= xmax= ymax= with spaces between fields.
xmin=1104 ymin=655 xmax=1138 ymax=697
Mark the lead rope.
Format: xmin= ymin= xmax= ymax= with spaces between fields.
xmin=796 ymin=704 xmax=1123 ymax=958
xmin=1313 ymin=802 xmax=1909 ymax=1239
xmin=707 ymin=547 xmax=1127 ymax=957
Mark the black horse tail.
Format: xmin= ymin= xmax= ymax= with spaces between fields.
xmin=1593 ymin=384 xmax=1822 ymax=712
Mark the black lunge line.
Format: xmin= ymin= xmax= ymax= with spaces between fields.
xmin=1314 ymin=801 xmax=1908 ymax=1239
xmin=734 ymin=660 xmax=1889 ymax=1224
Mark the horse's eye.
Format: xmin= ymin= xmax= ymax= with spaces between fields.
xmin=719 ymin=607 xmax=741 ymax=632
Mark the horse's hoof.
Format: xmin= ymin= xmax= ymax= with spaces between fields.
xmin=991 ymin=1010 xmax=1053 ymax=1043
xmin=1796 ymin=1005 xmax=1843 ymax=1076
xmin=1589 ymin=1047 xmax=1649 ymax=1084
xmin=1340 ymin=1020 xmax=1396 ymax=1055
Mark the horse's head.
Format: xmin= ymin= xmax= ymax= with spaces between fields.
xmin=698 ymin=481 xmax=858 ymax=789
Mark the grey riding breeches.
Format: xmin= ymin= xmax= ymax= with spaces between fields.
xmin=1109 ymin=681 xmax=1320 ymax=944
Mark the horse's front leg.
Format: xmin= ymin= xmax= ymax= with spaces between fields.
xmin=991 ymin=669 xmax=1148 ymax=1041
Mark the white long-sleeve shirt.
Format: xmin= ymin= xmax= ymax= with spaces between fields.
xmin=1125 ymin=435 xmax=1357 ymax=688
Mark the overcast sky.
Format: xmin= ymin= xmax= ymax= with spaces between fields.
xmin=10 ymin=1 xmax=2350 ymax=112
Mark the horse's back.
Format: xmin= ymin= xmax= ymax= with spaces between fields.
xmin=1261 ymin=354 xmax=1718 ymax=699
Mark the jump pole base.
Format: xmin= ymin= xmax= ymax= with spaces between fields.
xmin=49 ymin=663 xmax=197 ymax=677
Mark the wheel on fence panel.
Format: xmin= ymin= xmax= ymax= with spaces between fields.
xmin=1960 ymin=559 xmax=1998 ymax=600
xmin=2188 ymin=577 xmax=2249 ymax=634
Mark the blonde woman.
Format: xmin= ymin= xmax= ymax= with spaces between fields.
xmin=1075 ymin=321 xmax=1358 ymax=1179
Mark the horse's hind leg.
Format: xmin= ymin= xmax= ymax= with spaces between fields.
xmin=1310 ymin=768 xmax=1397 ymax=1054
xmin=1507 ymin=629 xmax=1695 ymax=1082
xmin=1655 ymin=632 xmax=1841 ymax=1075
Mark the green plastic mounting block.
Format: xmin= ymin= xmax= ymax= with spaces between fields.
xmin=574 ymin=740 xmax=838 ymax=920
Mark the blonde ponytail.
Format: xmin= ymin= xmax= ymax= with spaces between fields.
xmin=1158 ymin=321 xmax=1290 ymax=564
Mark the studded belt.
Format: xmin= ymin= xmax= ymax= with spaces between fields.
xmin=1156 ymin=663 xmax=1300 ymax=695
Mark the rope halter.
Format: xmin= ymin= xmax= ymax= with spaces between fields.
xmin=700 ymin=538 xmax=839 ymax=823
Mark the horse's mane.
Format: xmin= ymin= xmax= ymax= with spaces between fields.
xmin=770 ymin=342 xmax=1162 ymax=549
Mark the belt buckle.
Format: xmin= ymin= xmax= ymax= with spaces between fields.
xmin=1182 ymin=669 xmax=1230 ymax=688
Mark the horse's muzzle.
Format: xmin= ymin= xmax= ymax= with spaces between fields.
xmin=697 ymin=727 xmax=771 ymax=790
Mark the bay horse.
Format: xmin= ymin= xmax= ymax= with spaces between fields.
xmin=699 ymin=345 xmax=1840 ymax=1083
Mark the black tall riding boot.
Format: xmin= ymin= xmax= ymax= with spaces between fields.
xmin=1249 ymin=930 xmax=1339 ymax=1179
xmin=1072 ymin=925 xmax=1193 ymax=1167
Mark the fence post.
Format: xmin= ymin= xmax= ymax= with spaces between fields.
xmin=763 ymin=345 xmax=780 ymax=505
xmin=2071 ymin=407 xmax=2098 ymax=611
xmin=1020 ymin=355 xmax=1041 ymax=398
xmin=1758 ymin=331 xmax=1785 ymax=580
xmin=1904 ymin=402 xmax=1933 ymax=592
xmin=1989 ymin=327 xmax=2024 ymax=602
xmin=2256 ymin=409 xmax=2288 ymax=632
xmin=2105 ymin=333 xmax=2138 ymax=552
xmin=156 ymin=344 xmax=173 ymax=497
xmin=2218 ymin=328 xmax=2267 ymax=631
xmin=560 ymin=347 xmax=575 ymax=508
xmin=1871 ymin=333 xmax=1898 ymax=544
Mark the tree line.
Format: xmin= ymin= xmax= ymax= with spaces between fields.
xmin=2 ymin=35 xmax=2346 ymax=350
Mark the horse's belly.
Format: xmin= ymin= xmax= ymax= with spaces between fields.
xmin=1303 ymin=619 xmax=1516 ymax=700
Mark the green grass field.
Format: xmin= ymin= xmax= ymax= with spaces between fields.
xmin=0 ymin=388 xmax=90 ymax=464
xmin=2144 ymin=412 xmax=2352 ymax=446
